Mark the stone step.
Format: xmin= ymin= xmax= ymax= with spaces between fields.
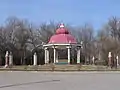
xmin=58 ymin=59 xmax=68 ymax=62
xmin=56 ymin=59 xmax=68 ymax=65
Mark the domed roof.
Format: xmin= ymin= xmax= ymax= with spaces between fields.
xmin=48 ymin=23 xmax=77 ymax=44
xmin=56 ymin=24 xmax=69 ymax=34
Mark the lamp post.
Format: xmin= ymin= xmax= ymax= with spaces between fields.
xmin=9 ymin=52 xmax=13 ymax=66
xmin=33 ymin=52 xmax=37 ymax=66
xmin=5 ymin=51 xmax=9 ymax=68
xmin=116 ymin=55 xmax=119 ymax=66
xmin=108 ymin=52 xmax=112 ymax=68
xmin=92 ymin=56 xmax=95 ymax=65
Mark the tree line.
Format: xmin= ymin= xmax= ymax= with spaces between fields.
xmin=0 ymin=16 xmax=120 ymax=65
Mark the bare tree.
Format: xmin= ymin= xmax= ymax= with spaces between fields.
xmin=96 ymin=16 xmax=120 ymax=65
xmin=73 ymin=24 xmax=95 ymax=64
xmin=37 ymin=22 xmax=57 ymax=43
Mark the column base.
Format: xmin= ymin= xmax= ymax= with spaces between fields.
xmin=76 ymin=63 xmax=81 ymax=65
xmin=5 ymin=64 xmax=8 ymax=68
xmin=33 ymin=64 xmax=37 ymax=66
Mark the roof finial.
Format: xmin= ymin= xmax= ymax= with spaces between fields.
xmin=60 ymin=23 xmax=64 ymax=28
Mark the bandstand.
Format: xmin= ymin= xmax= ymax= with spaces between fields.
xmin=43 ymin=24 xmax=82 ymax=64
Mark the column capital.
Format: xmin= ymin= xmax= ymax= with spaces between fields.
xmin=52 ymin=46 xmax=58 ymax=49
xmin=44 ymin=47 xmax=50 ymax=50
xmin=44 ymin=47 xmax=48 ymax=50
xmin=66 ymin=46 xmax=71 ymax=49
xmin=77 ymin=47 xmax=81 ymax=50
xmin=77 ymin=45 xmax=81 ymax=49
xmin=34 ymin=52 xmax=37 ymax=55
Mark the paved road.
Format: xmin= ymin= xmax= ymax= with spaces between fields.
xmin=0 ymin=71 xmax=120 ymax=90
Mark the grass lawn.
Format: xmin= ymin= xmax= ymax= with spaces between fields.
xmin=0 ymin=64 xmax=120 ymax=71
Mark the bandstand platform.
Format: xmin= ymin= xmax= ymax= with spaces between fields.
xmin=43 ymin=23 xmax=82 ymax=65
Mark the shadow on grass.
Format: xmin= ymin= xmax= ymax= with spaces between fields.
xmin=0 ymin=79 xmax=60 ymax=88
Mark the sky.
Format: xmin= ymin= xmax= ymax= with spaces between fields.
xmin=0 ymin=0 xmax=120 ymax=30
